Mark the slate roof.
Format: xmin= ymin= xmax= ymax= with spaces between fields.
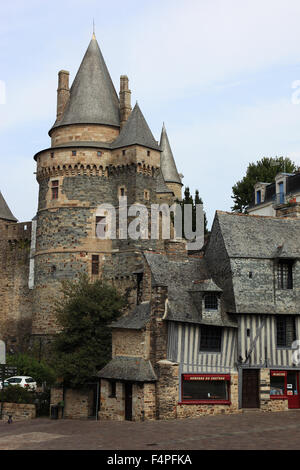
xmin=215 ymin=211 xmax=300 ymax=259
xmin=97 ymin=356 xmax=157 ymax=382
xmin=110 ymin=302 xmax=150 ymax=329
xmin=0 ymin=191 xmax=17 ymax=222
xmin=159 ymin=124 xmax=182 ymax=184
xmin=155 ymin=169 xmax=174 ymax=194
xmin=50 ymin=36 xmax=120 ymax=132
xmin=111 ymin=103 xmax=160 ymax=151
xmin=144 ymin=252 xmax=237 ymax=328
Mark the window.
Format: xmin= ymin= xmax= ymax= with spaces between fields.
xmin=147 ymin=150 xmax=150 ymax=156
xmin=270 ymin=370 xmax=299 ymax=398
xmin=122 ymin=150 xmax=126 ymax=156
xmin=270 ymin=371 xmax=285 ymax=396
xmin=109 ymin=381 xmax=116 ymax=398
xmin=277 ymin=261 xmax=293 ymax=289
xmin=51 ymin=180 xmax=59 ymax=199
xmin=97 ymin=151 xmax=102 ymax=157
xmin=200 ymin=325 xmax=222 ymax=352
xmin=276 ymin=316 xmax=296 ymax=348
xmin=50 ymin=152 xmax=54 ymax=158
xmin=72 ymin=150 xmax=77 ymax=156
xmin=119 ymin=187 xmax=126 ymax=197
xmin=92 ymin=255 xmax=99 ymax=275
xmin=204 ymin=293 xmax=218 ymax=310
xmin=96 ymin=216 xmax=106 ymax=238
xmin=144 ymin=190 xmax=149 ymax=200
xmin=182 ymin=374 xmax=230 ymax=403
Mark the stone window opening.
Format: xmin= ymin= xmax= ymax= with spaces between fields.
xmin=277 ymin=260 xmax=293 ymax=290
xmin=276 ymin=315 xmax=296 ymax=348
xmin=109 ymin=381 xmax=116 ymax=398
xmin=50 ymin=152 xmax=54 ymax=158
xmin=199 ymin=325 xmax=222 ymax=352
xmin=119 ymin=186 xmax=126 ymax=197
xmin=91 ymin=255 xmax=99 ymax=275
xmin=144 ymin=190 xmax=150 ymax=200
xmin=72 ymin=150 xmax=77 ymax=156
xmin=51 ymin=180 xmax=59 ymax=200
xmin=96 ymin=216 xmax=107 ymax=238
xmin=97 ymin=151 xmax=102 ymax=157
xmin=204 ymin=293 xmax=218 ymax=310
xmin=122 ymin=150 xmax=126 ymax=156
xmin=147 ymin=150 xmax=150 ymax=156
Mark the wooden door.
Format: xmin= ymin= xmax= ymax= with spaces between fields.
xmin=125 ymin=383 xmax=133 ymax=421
xmin=242 ymin=369 xmax=260 ymax=408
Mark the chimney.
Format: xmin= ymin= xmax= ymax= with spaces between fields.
xmin=119 ymin=75 xmax=132 ymax=128
xmin=56 ymin=70 xmax=70 ymax=121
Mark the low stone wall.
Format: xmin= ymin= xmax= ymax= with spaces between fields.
xmin=2 ymin=403 xmax=36 ymax=421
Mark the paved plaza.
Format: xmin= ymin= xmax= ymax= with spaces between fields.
xmin=0 ymin=410 xmax=300 ymax=450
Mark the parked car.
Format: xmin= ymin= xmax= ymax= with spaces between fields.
xmin=0 ymin=380 xmax=9 ymax=390
xmin=4 ymin=376 xmax=37 ymax=391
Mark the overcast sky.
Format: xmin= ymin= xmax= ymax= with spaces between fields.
xmin=1 ymin=0 xmax=300 ymax=228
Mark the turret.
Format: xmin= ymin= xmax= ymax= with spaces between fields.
xmin=159 ymin=124 xmax=182 ymax=200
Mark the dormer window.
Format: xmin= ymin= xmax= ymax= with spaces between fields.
xmin=277 ymin=260 xmax=293 ymax=290
xmin=204 ymin=293 xmax=218 ymax=310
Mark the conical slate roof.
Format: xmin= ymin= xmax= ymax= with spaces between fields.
xmin=0 ymin=191 xmax=17 ymax=222
xmin=111 ymin=103 xmax=160 ymax=150
xmin=50 ymin=36 xmax=120 ymax=132
xmin=160 ymin=124 xmax=181 ymax=184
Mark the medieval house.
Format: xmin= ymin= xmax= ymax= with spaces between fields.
xmin=1 ymin=33 xmax=300 ymax=420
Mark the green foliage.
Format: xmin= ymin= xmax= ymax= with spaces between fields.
xmin=51 ymin=275 xmax=125 ymax=388
xmin=0 ymin=385 xmax=35 ymax=404
xmin=6 ymin=353 xmax=56 ymax=386
xmin=231 ymin=156 xmax=296 ymax=212
xmin=179 ymin=187 xmax=208 ymax=235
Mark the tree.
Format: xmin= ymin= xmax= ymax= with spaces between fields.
xmin=179 ymin=187 xmax=208 ymax=236
xmin=51 ymin=275 xmax=125 ymax=388
xmin=6 ymin=353 xmax=56 ymax=386
xmin=231 ymin=156 xmax=297 ymax=213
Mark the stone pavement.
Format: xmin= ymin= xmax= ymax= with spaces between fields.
xmin=0 ymin=410 xmax=300 ymax=450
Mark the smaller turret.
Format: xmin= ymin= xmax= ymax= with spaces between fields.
xmin=159 ymin=124 xmax=182 ymax=200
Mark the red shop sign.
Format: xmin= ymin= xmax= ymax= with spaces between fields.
xmin=183 ymin=374 xmax=230 ymax=381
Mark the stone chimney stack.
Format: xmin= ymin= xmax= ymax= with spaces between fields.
xmin=119 ymin=75 xmax=132 ymax=128
xmin=56 ymin=70 xmax=70 ymax=121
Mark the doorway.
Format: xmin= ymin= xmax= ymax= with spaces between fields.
xmin=125 ymin=383 xmax=133 ymax=421
xmin=242 ymin=369 xmax=260 ymax=408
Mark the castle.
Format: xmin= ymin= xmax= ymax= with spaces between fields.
xmin=2 ymin=34 xmax=300 ymax=421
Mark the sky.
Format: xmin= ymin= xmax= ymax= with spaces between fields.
xmin=2 ymin=0 xmax=300 ymax=228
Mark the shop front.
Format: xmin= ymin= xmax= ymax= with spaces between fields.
xmin=180 ymin=374 xmax=231 ymax=404
xmin=270 ymin=370 xmax=300 ymax=409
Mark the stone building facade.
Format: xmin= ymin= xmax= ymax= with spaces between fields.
xmin=2 ymin=33 xmax=300 ymax=421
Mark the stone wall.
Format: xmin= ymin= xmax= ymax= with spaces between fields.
xmin=0 ymin=220 xmax=32 ymax=350
xmin=2 ymin=403 xmax=36 ymax=421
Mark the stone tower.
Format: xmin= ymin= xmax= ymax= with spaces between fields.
xmin=31 ymin=35 xmax=181 ymax=343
